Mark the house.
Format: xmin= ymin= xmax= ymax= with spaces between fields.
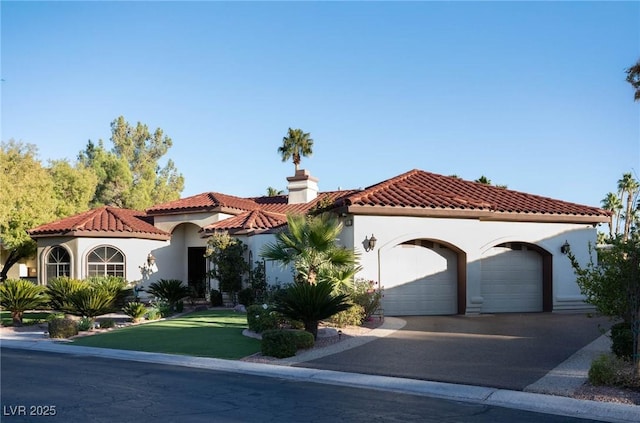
xmin=28 ymin=168 xmax=609 ymax=316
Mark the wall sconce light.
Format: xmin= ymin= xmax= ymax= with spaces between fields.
xmin=560 ymin=241 xmax=570 ymax=255
xmin=365 ymin=234 xmax=377 ymax=252
xmin=147 ymin=253 xmax=156 ymax=267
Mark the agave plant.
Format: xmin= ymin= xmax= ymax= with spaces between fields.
xmin=146 ymin=279 xmax=190 ymax=311
xmin=273 ymin=280 xmax=351 ymax=339
xmin=0 ymin=279 xmax=49 ymax=326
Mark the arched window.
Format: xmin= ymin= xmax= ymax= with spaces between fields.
xmin=46 ymin=246 xmax=71 ymax=282
xmin=87 ymin=246 xmax=125 ymax=278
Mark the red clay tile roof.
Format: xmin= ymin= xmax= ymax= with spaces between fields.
xmin=146 ymin=192 xmax=260 ymax=215
xmin=340 ymin=169 xmax=609 ymax=222
xmin=28 ymin=207 xmax=170 ymax=240
xmin=201 ymin=210 xmax=288 ymax=235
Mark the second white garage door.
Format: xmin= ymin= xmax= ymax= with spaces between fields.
xmin=380 ymin=242 xmax=457 ymax=316
xmin=480 ymin=245 xmax=543 ymax=313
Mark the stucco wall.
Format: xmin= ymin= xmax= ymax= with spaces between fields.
xmin=349 ymin=215 xmax=597 ymax=313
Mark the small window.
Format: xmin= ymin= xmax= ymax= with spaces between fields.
xmin=46 ymin=246 xmax=71 ymax=282
xmin=87 ymin=246 xmax=125 ymax=278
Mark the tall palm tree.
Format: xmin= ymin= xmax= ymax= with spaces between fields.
xmin=601 ymin=192 xmax=623 ymax=239
xmin=260 ymin=213 xmax=357 ymax=285
xmin=277 ymin=128 xmax=313 ymax=172
xmin=618 ymin=173 xmax=640 ymax=240
xmin=626 ymin=59 xmax=640 ymax=102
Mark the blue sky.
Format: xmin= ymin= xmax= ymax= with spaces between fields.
xmin=2 ymin=1 xmax=639 ymax=209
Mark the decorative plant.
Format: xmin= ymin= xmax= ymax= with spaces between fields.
xmin=46 ymin=277 xmax=86 ymax=315
xmin=0 ymin=279 xmax=49 ymax=326
xmin=122 ymin=301 xmax=148 ymax=323
xmin=146 ymin=279 xmax=190 ymax=311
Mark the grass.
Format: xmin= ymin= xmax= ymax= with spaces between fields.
xmin=0 ymin=311 xmax=53 ymax=326
xmin=68 ymin=309 xmax=261 ymax=359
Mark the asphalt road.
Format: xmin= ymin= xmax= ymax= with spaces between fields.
xmin=0 ymin=348 xmax=603 ymax=423
xmin=299 ymin=313 xmax=611 ymax=390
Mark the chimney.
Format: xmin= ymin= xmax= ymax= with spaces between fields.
xmin=287 ymin=169 xmax=318 ymax=204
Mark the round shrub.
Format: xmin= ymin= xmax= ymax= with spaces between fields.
xmin=48 ymin=318 xmax=79 ymax=339
xmin=291 ymin=329 xmax=314 ymax=349
xmin=610 ymin=322 xmax=633 ymax=360
xmin=246 ymin=305 xmax=280 ymax=333
xmin=261 ymin=330 xmax=297 ymax=358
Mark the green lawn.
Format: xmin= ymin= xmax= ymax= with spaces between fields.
xmin=69 ymin=309 xmax=261 ymax=359
xmin=0 ymin=311 xmax=52 ymax=326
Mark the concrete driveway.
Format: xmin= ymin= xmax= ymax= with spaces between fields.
xmin=297 ymin=313 xmax=611 ymax=391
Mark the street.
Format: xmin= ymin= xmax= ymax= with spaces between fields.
xmin=0 ymin=348 xmax=602 ymax=423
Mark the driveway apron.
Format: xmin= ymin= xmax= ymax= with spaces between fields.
xmin=296 ymin=313 xmax=611 ymax=391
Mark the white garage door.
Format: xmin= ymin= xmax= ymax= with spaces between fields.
xmin=380 ymin=242 xmax=457 ymax=316
xmin=480 ymin=245 xmax=542 ymax=313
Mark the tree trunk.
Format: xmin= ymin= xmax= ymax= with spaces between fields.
xmin=0 ymin=249 xmax=21 ymax=282
xmin=304 ymin=320 xmax=319 ymax=340
xmin=11 ymin=311 xmax=23 ymax=327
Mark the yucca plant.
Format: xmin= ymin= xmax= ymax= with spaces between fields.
xmin=0 ymin=279 xmax=49 ymax=326
xmin=46 ymin=277 xmax=87 ymax=314
xmin=122 ymin=301 xmax=148 ymax=323
xmin=146 ymin=279 xmax=190 ymax=311
xmin=273 ymin=280 xmax=351 ymax=339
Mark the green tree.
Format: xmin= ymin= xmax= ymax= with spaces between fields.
xmin=205 ymin=233 xmax=250 ymax=302
xmin=475 ymin=175 xmax=492 ymax=184
xmin=626 ymin=59 xmax=640 ymax=102
xmin=0 ymin=141 xmax=57 ymax=281
xmin=266 ymin=187 xmax=284 ymax=196
xmin=617 ymin=173 xmax=639 ymax=241
xmin=48 ymin=159 xmax=97 ymax=217
xmin=261 ymin=213 xmax=357 ymax=285
xmin=601 ymin=192 xmax=624 ymax=240
xmin=277 ymin=128 xmax=313 ymax=172
xmin=567 ymin=239 xmax=640 ymax=376
xmin=78 ymin=116 xmax=184 ymax=210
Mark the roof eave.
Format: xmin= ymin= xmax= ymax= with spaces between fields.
xmin=30 ymin=230 xmax=170 ymax=241
xmin=345 ymin=205 xmax=609 ymax=224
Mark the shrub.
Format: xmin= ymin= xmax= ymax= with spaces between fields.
xmin=99 ymin=318 xmax=115 ymax=329
xmin=146 ymin=279 xmax=190 ymax=311
xmin=122 ymin=302 xmax=148 ymax=322
xmin=210 ymin=289 xmax=223 ymax=307
xmin=588 ymin=353 xmax=637 ymax=387
xmin=77 ymin=317 xmax=94 ymax=331
xmin=0 ymin=279 xmax=49 ymax=326
xmin=273 ymin=280 xmax=351 ymax=339
xmin=146 ymin=308 xmax=161 ymax=320
xmin=261 ymin=330 xmax=298 ymax=358
xmin=610 ymin=322 xmax=633 ymax=360
xmin=176 ymin=301 xmax=184 ymax=313
xmin=237 ymin=288 xmax=255 ymax=307
xmin=48 ymin=318 xmax=78 ymax=338
xmin=86 ymin=276 xmax=129 ymax=308
xmin=68 ymin=286 xmax=117 ymax=319
xmin=246 ymin=304 xmax=281 ymax=333
xmin=291 ymin=329 xmax=314 ymax=349
xmin=350 ymin=279 xmax=383 ymax=321
xmin=327 ymin=304 xmax=364 ymax=328
xmin=47 ymin=277 xmax=86 ymax=314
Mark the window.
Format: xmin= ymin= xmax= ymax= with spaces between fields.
xmin=46 ymin=246 xmax=71 ymax=282
xmin=87 ymin=246 xmax=125 ymax=278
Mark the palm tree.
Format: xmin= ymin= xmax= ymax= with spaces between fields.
xmin=475 ymin=175 xmax=492 ymax=185
xmin=0 ymin=279 xmax=49 ymax=326
xmin=617 ymin=173 xmax=639 ymax=240
xmin=260 ymin=213 xmax=357 ymax=285
xmin=277 ymin=128 xmax=313 ymax=172
xmin=601 ymin=192 xmax=623 ymax=239
xmin=626 ymin=59 xmax=640 ymax=101
xmin=266 ymin=187 xmax=284 ymax=196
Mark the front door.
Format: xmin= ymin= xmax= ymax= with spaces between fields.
xmin=188 ymin=247 xmax=207 ymax=298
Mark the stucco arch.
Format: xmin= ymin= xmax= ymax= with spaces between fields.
xmin=42 ymin=244 xmax=74 ymax=282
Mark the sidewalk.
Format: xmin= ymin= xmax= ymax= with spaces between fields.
xmin=1 ymin=319 xmax=638 ymax=423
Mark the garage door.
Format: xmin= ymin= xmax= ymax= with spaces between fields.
xmin=380 ymin=241 xmax=457 ymax=316
xmin=480 ymin=245 xmax=542 ymax=313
